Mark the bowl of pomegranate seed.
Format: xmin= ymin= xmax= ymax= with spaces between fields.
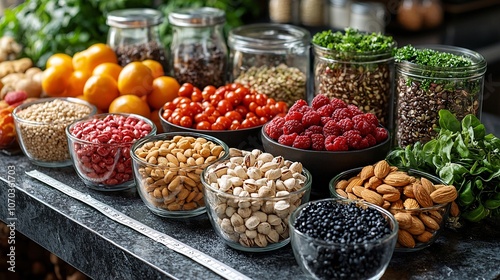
xmin=261 ymin=94 xmax=391 ymax=198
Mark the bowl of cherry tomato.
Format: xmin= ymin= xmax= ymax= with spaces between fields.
xmin=159 ymin=82 xmax=287 ymax=149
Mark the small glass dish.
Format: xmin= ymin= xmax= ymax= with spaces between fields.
xmin=131 ymin=132 xmax=229 ymax=218
xmin=13 ymin=97 xmax=96 ymax=167
xmin=66 ymin=113 xmax=156 ymax=191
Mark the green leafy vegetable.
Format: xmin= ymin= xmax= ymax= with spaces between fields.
xmin=394 ymin=45 xmax=473 ymax=68
xmin=312 ymin=28 xmax=396 ymax=54
xmin=386 ymin=109 xmax=500 ymax=223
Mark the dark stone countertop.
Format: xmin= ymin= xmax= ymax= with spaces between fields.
xmin=0 ymin=113 xmax=499 ymax=280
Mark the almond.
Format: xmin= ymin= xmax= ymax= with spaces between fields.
xmin=335 ymin=179 xmax=349 ymax=190
xmin=427 ymin=210 xmax=443 ymax=224
xmin=416 ymin=231 xmax=434 ymax=243
xmin=359 ymin=165 xmax=375 ymax=180
xmin=450 ymin=201 xmax=460 ymax=217
xmin=398 ymin=229 xmax=416 ymax=248
xmin=430 ymin=185 xmax=458 ymax=204
xmin=346 ymin=177 xmax=364 ymax=190
xmin=360 ymin=189 xmax=384 ymax=206
xmin=382 ymin=200 xmax=391 ymax=210
xmin=419 ymin=213 xmax=440 ymax=231
xmin=364 ymin=176 xmax=382 ymax=190
xmin=373 ymin=160 xmax=390 ymax=178
xmin=394 ymin=212 xmax=412 ymax=229
xmin=383 ymin=192 xmax=401 ymax=202
xmin=413 ymin=183 xmax=434 ymax=208
xmin=390 ymin=199 xmax=404 ymax=210
xmin=403 ymin=198 xmax=420 ymax=209
xmin=403 ymin=185 xmax=415 ymax=198
xmin=376 ymin=184 xmax=400 ymax=195
xmin=407 ymin=216 xmax=426 ymax=235
xmin=336 ymin=188 xmax=348 ymax=198
xmin=384 ymin=172 xmax=415 ymax=187
xmin=347 ymin=193 xmax=358 ymax=200
xmin=420 ymin=177 xmax=436 ymax=194
xmin=352 ymin=185 xmax=365 ymax=198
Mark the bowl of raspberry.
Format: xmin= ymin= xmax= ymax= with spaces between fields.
xmin=261 ymin=94 xmax=391 ymax=198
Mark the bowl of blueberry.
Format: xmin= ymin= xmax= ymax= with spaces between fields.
xmin=289 ymin=198 xmax=398 ymax=280
xmin=261 ymin=94 xmax=391 ymax=198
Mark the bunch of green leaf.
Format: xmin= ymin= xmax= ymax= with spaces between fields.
xmin=387 ymin=110 xmax=500 ymax=223
xmin=0 ymin=0 xmax=153 ymax=68
xmin=312 ymin=28 xmax=396 ymax=54
xmin=394 ymin=45 xmax=473 ymax=68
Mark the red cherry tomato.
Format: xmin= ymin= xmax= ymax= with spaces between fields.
xmin=196 ymin=121 xmax=211 ymax=130
xmin=255 ymin=93 xmax=267 ymax=106
xmin=178 ymin=83 xmax=194 ymax=98
xmin=225 ymin=110 xmax=243 ymax=122
xmin=217 ymin=99 xmax=233 ymax=114
xmin=202 ymin=85 xmax=216 ymax=101
xmin=191 ymin=88 xmax=203 ymax=102
xmin=179 ymin=115 xmax=193 ymax=128
xmin=211 ymin=122 xmax=225 ymax=130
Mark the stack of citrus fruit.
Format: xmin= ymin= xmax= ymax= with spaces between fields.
xmin=41 ymin=43 xmax=180 ymax=131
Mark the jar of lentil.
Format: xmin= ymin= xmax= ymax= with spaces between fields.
xmin=394 ymin=45 xmax=487 ymax=147
xmin=312 ymin=29 xmax=397 ymax=127
xmin=106 ymin=8 xmax=168 ymax=70
xmin=228 ymin=23 xmax=310 ymax=107
xmin=168 ymin=7 xmax=228 ymax=89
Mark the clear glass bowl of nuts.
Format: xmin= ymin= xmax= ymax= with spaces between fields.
xmin=131 ymin=132 xmax=229 ymax=218
xmin=202 ymin=148 xmax=312 ymax=252
xmin=13 ymin=97 xmax=97 ymax=167
xmin=329 ymin=162 xmax=457 ymax=252
xmin=66 ymin=113 xmax=156 ymax=191
xmin=289 ymin=198 xmax=398 ymax=280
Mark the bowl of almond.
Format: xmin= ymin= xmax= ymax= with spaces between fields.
xmin=328 ymin=160 xmax=459 ymax=252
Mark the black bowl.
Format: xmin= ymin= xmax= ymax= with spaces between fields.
xmin=261 ymin=124 xmax=392 ymax=199
xmin=159 ymin=109 xmax=263 ymax=150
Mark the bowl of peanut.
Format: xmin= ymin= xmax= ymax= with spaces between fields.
xmin=12 ymin=97 xmax=97 ymax=167
xmin=66 ymin=113 xmax=156 ymax=191
xmin=202 ymin=148 xmax=312 ymax=252
xmin=329 ymin=160 xmax=459 ymax=252
xmin=131 ymin=132 xmax=229 ymax=218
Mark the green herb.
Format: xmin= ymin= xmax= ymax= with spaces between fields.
xmin=387 ymin=109 xmax=500 ymax=223
xmin=395 ymin=45 xmax=473 ymax=68
xmin=312 ymin=28 xmax=396 ymax=53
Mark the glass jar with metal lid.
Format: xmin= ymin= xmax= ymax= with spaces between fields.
xmin=168 ymin=7 xmax=228 ymax=89
xmin=228 ymin=23 xmax=310 ymax=107
xmin=106 ymin=8 xmax=168 ymax=70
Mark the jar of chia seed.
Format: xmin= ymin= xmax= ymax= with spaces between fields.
xmin=106 ymin=8 xmax=168 ymax=70
xmin=312 ymin=29 xmax=397 ymax=127
xmin=168 ymin=7 xmax=228 ymax=89
xmin=394 ymin=45 xmax=487 ymax=147
xmin=228 ymin=23 xmax=310 ymax=107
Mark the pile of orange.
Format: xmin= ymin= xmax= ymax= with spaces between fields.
xmin=41 ymin=43 xmax=181 ymax=130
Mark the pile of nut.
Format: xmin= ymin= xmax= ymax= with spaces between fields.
xmin=134 ymin=135 xmax=227 ymax=212
xmin=333 ymin=160 xmax=459 ymax=249
xmin=203 ymin=148 xmax=310 ymax=249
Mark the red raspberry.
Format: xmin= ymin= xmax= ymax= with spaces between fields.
xmin=347 ymin=104 xmax=363 ymax=116
xmin=358 ymin=138 xmax=370 ymax=150
xmin=292 ymin=135 xmax=311 ymax=149
xmin=325 ymin=135 xmax=349 ymax=151
xmin=289 ymin=99 xmax=308 ymax=112
xmin=278 ymin=133 xmax=298 ymax=146
xmin=265 ymin=117 xmax=285 ymax=140
xmin=374 ymin=127 xmax=389 ymax=143
xmin=316 ymin=103 xmax=335 ymax=117
xmin=331 ymin=107 xmax=352 ymax=122
xmin=354 ymin=119 xmax=376 ymax=137
xmin=337 ymin=118 xmax=354 ymax=133
xmin=330 ymin=98 xmax=347 ymax=111
xmin=302 ymin=110 xmax=321 ymax=127
xmin=320 ymin=116 xmax=333 ymax=126
xmin=311 ymin=94 xmax=331 ymax=110
xmin=304 ymin=125 xmax=323 ymax=136
xmin=310 ymin=133 xmax=325 ymax=151
xmin=283 ymin=120 xmax=304 ymax=135
xmin=364 ymin=134 xmax=377 ymax=147
xmin=343 ymin=130 xmax=363 ymax=150
xmin=297 ymin=105 xmax=313 ymax=114
xmin=323 ymin=120 xmax=342 ymax=137
xmin=362 ymin=113 xmax=380 ymax=127
xmin=285 ymin=111 xmax=303 ymax=122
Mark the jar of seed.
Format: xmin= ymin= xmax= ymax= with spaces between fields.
xmin=106 ymin=8 xmax=169 ymax=71
xmin=394 ymin=45 xmax=487 ymax=147
xmin=169 ymin=7 xmax=228 ymax=89
xmin=228 ymin=23 xmax=310 ymax=107
xmin=312 ymin=28 xmax=397 ymax=127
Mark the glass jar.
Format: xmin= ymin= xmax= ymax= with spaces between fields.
xmin=350 ymin=1 xmax=386 ymax=33
xmin=106 ymin=8 xmax=168 ymax=70
xmin=300 ymin=0 xmax=325 ymax=27
xmin=313 ymin=44 xmax=396 ymax=127
xmin=228 ymin=23 xmax=310 ymax=107
xmin=168 ymin=7 xmax=228 ymax=89
xmin=328 ymin=0 xmax=351 ymax=30
xmin=394 ymin=45 xmax=487 ymax=147
xmin=269 ymin=0 xmax=300 ymax=25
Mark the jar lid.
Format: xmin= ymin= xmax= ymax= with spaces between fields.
xmin=106 ymin=8 xmax=163 ymax=28
xmin=351 ymin=2 xmax=385 ymax=14
xmin=228 ymin=23 xmax=310 ymax=52
xmin=168 ymin=7 xmax=225 ymax=27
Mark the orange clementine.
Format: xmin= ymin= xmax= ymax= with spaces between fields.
xmin=147 ymin=76 xmax=181 ymax=110
xmin=142 ymin=59 xmax=164 ymax=79
xmin=150 ymin=109 xmax=163 ymax=133
xmin=42 ymin=66 xmax=70 ymax=97
xmin=64 ymin=70 xmax=91 ymax=97
xmin=83 ymin=74 xmax=120 ymax=111
xmin=92 ymin=62 xmax=123 ymax=81
xmin=117 ymin=62 xmax=154 ymax=97
xmin=46 ymin=53 xmax=74 ymax=71
xmin=73 ymin=43 xmax=118 ymax=74
xmin=108 ymin=94 xmax=151 ymax=118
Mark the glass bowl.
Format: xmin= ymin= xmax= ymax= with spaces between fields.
xmin=289 ymin=198 xmax=398 ymax=280
xmin=329 ymin=166 xmax=452 ymax=252
xmin=12 ymin=97 xmax=96 ymax=167
xmin=66 ymin=113 xmax=156 ymax=191
xmin=131 ymin=132 xmax=229 ymax=218
xmin=202 ymin=151 xmax=312 ymax=252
